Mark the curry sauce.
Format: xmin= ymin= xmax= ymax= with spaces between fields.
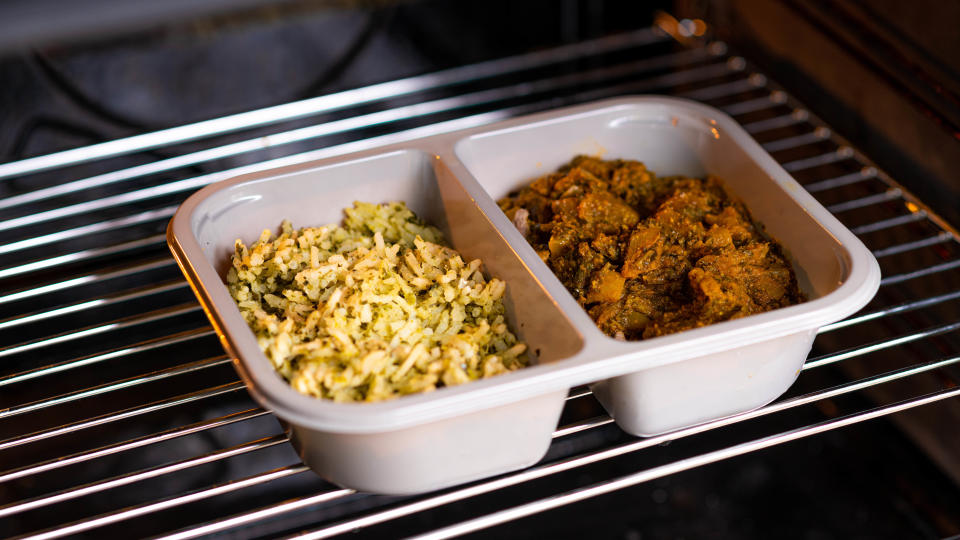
xmin=498 ymin=156 xmax=804 ymax=340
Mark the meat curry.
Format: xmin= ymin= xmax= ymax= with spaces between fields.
xmin=498 ymin=156 xmax=804 ymax=340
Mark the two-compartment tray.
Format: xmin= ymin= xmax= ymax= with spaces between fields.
xmin=167 ymin=96 xmax=880 ymax=494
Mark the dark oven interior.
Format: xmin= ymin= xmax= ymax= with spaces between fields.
xmin=1 ymin=1 xmax=959 ymax=538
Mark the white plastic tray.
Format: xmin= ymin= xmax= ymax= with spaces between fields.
xmin=167 ymin=96 xmax=881 ymax=494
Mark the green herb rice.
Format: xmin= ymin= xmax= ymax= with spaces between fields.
xmin=227 ymin=201 xmax=529 ymax=402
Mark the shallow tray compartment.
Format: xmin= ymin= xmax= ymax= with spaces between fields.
xmin=168 ymin=149 xmax=584 ymax=494
xmin=451 ymin=97 xmax=880 ymax=435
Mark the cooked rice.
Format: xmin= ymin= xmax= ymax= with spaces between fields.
xmin=226 ymin=201 xmax=529 ymax=402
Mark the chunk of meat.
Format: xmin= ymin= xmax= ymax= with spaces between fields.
xmin=609 ymin=160 xmax=655 ymax=208
xmin=585 ymin=264 xmax=625 ymax=304
xmin=551 ymin=196 xmax=580 ymax=223
xmin=552 ymin=166 xmax=608 ymax=197
xmin=568 ymin=242 xmax=608 ymax=298
xmin=704 ymin=204 xmax=756 ymax=246
xmin=591 ymin=233 xmax=622 ymax=262
xmin=508 ymin=190 xmax=552 ymax=223
xmin=564 ymin=155 xmax=619 ymax=180
xmin=547 ymin=224 xmax=579 ymax=258
xmin=622 ymin=224 xmax=660 ymax=279
xmin=576 ymin=192 xmax=639 ymax=232
xmin=510 ymin=208 xmax=530 ymax=239
xmin=500 ymin=157 xmax=804 ymax=342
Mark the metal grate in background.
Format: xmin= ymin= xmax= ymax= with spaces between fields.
xmin=1 ymin=25 xmax=959 ymax=539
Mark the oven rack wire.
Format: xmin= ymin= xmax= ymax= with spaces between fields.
xmin=1 ymin=24 xmax=959 ymax=539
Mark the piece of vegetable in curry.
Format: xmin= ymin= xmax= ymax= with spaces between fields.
xmin=498 ymin=156 xmax=804 ymax=340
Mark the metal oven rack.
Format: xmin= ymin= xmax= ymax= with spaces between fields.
xmin=2 ymin=25 xmax=959 ymax=539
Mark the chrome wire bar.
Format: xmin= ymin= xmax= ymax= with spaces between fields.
xmin=0 ymin=50 xmax=720 ymax=221
xmin=0 ymin=356 xmax=230 ymax=420
xmin=0 ymin=257 xmax=174 ymax=306
xmin=29 ymin=352 xmax=960 ymax=540
xmin=552 ymin=416 xmax=617 ymax=439
xmin=0 ymin=57 xmax=736 ymax=238
xmin=0 ymin=327 xmax=215 ymax=387
xmin=0 ymin=206 xmax=177 ymax=255
xmin=157 ymin=488 xmax=354 ymax=540
xmin=287 ymin=357 xmax=960 ymax=540
xmin=760 ymin=128 xmax=829 ymax=152
xmin=880 ymin=259 xmax=960 ymax=286
xmin=0 ymin=234 xmax=166 ymax=280
xmin=0 ymin=29 xmax=669 ymax=180
xmin=2 ymin=25 xmax=959 ymax=539
xmin=0 ymin=47 xmax=714 ymax=214
xmin=19 ymin=465 xmax=314 ymax=540
xmin=755 ymin=130 xmax=827 ymax=153
xmin=0 ymin=280 xmax=187 ymax=332
xmin=0 ymin=408 xmax=269 ymax=484
xmin=0 ymin=303 xmax=202 ymax=360
xmin=406 ymin=387 xmax=960 ymax=540
xmin=0 ymin=435 xmax=287 ymax=518
xmin=0 ymin=382 xmax=246 ymax=451
xmin=850 ymin=211 xmax=928 ymax=235
xmin=826 ymin=189 xmax=903 ymax=213
xmin=803 ymin=168 xmax=877 ymax=193
xmin=740 ymin=109 xmax=808 ymax=133
xmin=871 ymin=232 xmax=955 ymax=259
xmin=804 ymin=321 xmax=960 ymax=370
xmin=719 ymin=92 xmax=786 ymax=115
xmin=820 ymin=290 xmax=960 ymax=333
xmin=781 ymin=146 xmax=853 ymax=172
